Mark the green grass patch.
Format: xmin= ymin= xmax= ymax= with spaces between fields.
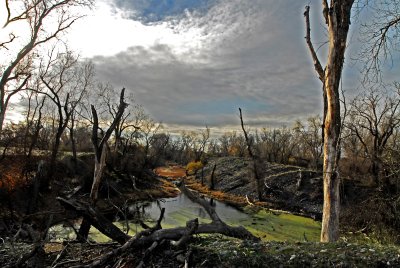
xmin=227 ymin=209 xmax=321 ymax=242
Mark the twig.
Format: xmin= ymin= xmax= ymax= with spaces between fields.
xmin=51 ymin=243 xmax=70 ymax=268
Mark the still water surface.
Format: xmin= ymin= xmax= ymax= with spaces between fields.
xmin=49 ymin=193 xmax=321 ymax=242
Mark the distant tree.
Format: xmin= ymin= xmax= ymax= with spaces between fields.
xmin=95 ymin=84 xmax=143 ymax=153
xmin=179 ymin=131 xmax=195 ymax=163
xmin=218 ymin=131 xmax=246 ymax=157
xmin=192 ymin=127 xmax=210 ymax=162
xmin=345 ymin=86 xmax=400 ymax=185
xmin=207 ymin=139 xmax=220 ymax=157
xmin=39 ymin=49 xmax=92 ymax=181
xmin=258 ymin=127 xmax=295 ymax=164
xmin=150 ymin=133 xmax=170 ymax=164
xmin=293 ymin=116 xmax=323 ymax=169
xmin=138 ymin=118 xmax=163 ymax=169
xmin=20 ymin=89 xmax=46 ymax=159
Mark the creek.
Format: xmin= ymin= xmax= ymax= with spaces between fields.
xmin=49 ymin=193 xmax=321 ymax=243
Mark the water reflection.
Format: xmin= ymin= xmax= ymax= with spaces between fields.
xmin=132 ymin=193 xmax=250 ymax=226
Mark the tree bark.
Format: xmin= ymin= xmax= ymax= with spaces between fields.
xmin=321 ymin=0 xmax=353 ymax=242
xmin=69 ymin=113 xmax=78 ymax=166
xmin=90 ymin=145 xmax=107 ymax=204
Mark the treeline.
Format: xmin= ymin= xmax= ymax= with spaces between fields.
xmin=1 ymin=0 xmax=399 ymax=193
xmin=2 ymin=83 xmax=400 ymax=190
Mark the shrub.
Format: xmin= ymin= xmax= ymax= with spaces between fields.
xmin=186 ymin=161 xmax=203 ymax=175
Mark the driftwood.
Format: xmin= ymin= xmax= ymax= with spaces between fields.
xmin=58 ymin=180 xmax=259 ymax=267
xmin=69 ymin=209 xmax=166 ymax=268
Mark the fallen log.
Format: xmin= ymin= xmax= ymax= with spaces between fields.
xmin=56 ymin=197 xmax=129 ymax=245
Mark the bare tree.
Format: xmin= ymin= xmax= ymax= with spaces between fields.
xmin=304 ymin=0 xmax=355 ymax=242
xmin=239 ymin=108 xmax=263 ymax=201
xmin=39 ymin=49 xmax=92 ymax=181
xmin=96 ymin=85 xmax=143 ymax=153
xmin=293 ymin=116 xmax=323 ymax=169
xmin=218 ymin=131 xmax=246 ymax=157
xmin=258 ymin=127 xmax=295 ymax=164
xmin=358 ymin=1 xmax=400 ymax=82
xmin=0 ymin=0 xmax=92 ymax=132
xmin=345 ymin=86 xmax=400 ymax=185
xmin=138 ymin=118 xmax=163 ymax=169
xmin=192 ymin=127 xmax=210 ymax=162
xmin=20 ymin=89 xmax=46 ymax=159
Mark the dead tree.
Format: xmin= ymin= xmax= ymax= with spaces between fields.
xmin=91 ymin=88 xmax=127 ymax=201
xmin=304 ymin=1 xmax=355 ymax=242
xmin=210 ymin=163 xmax=217 ymax=190
xmin=78 ymin=88 xmax=127 ymax=241
xmin=239 ymin=108 xmax=263 ymax=201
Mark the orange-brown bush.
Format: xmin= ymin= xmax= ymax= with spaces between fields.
xmin=0 ymin=156 xmax=31 ymax=191
xmin=186 ymin=161 xmax=203 ymax=175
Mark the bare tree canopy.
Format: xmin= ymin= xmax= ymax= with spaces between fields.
xmin=358 ymin=0 xmax=400 ymax=82
xmin=0 ymin=0 xmax=93 ymax=132
xmin=345 ymin=85 xmax=400 ymax=184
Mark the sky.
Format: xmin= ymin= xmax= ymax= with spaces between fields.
xmin=2 ymin=0 xmax=399 ymax=135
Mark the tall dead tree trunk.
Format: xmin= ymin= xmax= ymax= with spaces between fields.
xmin=79 ymin=88 xmax=127 ymax=241
xmin=304 ymin=0 xmax=354 ymax=242
xmin=68 ymin=111 xmax=78 ymax=166
xmin=239 ymin=108 xmax=263 ymax=201
xmin=90 ymin=88 xmax=127 ymax=204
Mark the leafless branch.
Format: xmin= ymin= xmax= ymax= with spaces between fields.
xmin=304 ymin=5 xmax=325 ymax=83
xmin=0 ymin=33 xmax=16 ymax=50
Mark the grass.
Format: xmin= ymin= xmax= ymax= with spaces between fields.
xmin=238 ymin=210 xmax=321 ymax=242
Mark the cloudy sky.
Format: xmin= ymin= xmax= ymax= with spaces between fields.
xmin=3 ymin=0 xmax=398 ymax=134
xmin=62 ymin=1 xmax=322 ymax=132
